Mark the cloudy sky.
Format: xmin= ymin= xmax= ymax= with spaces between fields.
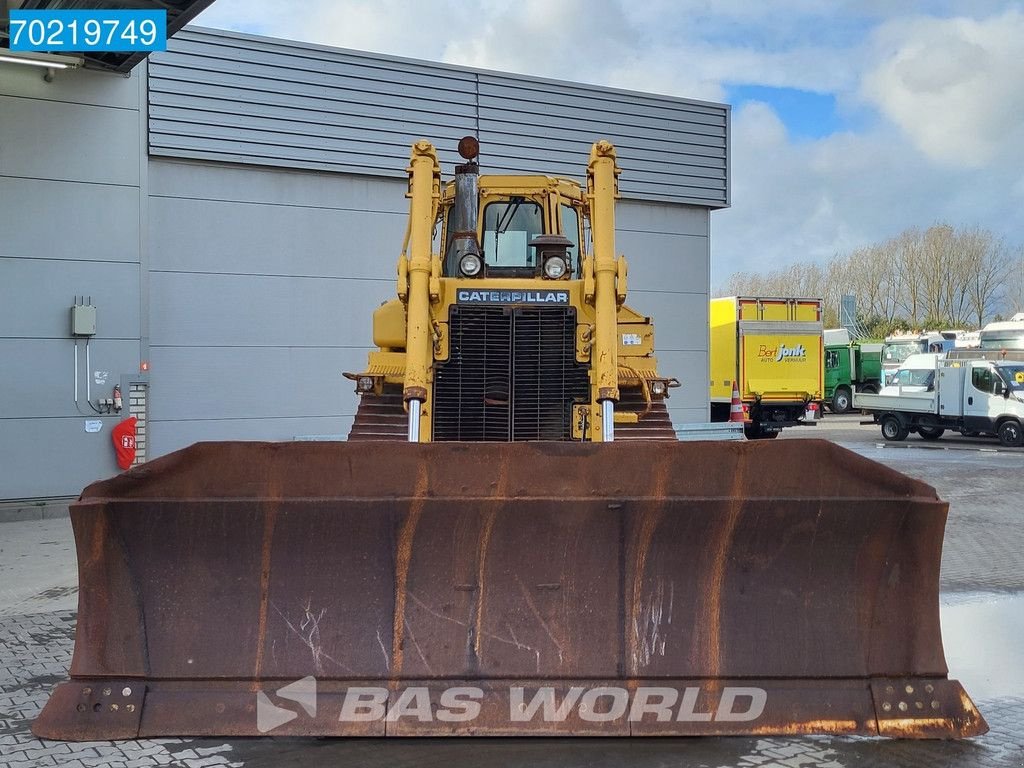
xmin=194 ymin=1 xmax=1024 ymax=284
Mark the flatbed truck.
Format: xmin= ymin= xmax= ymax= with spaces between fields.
xmin=855 ymin=357 xmax=1024 ymax=447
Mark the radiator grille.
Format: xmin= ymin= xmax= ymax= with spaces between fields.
xmin=433 ymin=305 xmax=590 ymax=441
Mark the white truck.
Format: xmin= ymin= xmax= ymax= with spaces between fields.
xmin=879 ymin=352 xmax=941 ymax=395
xmin=855 ymin=357 xmax=1024 ymax=447
xmin=978 ymin=317 xmax=1024 ymax=353
xmin=881 ymin=331 xmax=950 ymax=384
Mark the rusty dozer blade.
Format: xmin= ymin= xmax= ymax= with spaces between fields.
xmin=34 ymin=440 xmax=986 ymax=740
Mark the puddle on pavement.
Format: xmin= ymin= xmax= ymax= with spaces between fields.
xmin=941 ymin=591 xmax=1024 ymax=701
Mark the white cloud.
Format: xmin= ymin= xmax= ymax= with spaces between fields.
xmin=194 ymin=0 xmax=463 ymax=58
xmin=714 ymin=98 xmax=1024 ymax=283
xmin=861 ymin=9 xmax=1024 ymax=167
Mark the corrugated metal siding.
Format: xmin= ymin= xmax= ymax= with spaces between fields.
xmin=476 ymin=73 xmax=727 ymax=205
xmin=148 ymin=28 xmax=729 ymax=207
xmin=148 ymin=29 xmax=478 ymax=177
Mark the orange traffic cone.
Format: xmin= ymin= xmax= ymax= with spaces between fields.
xmin=729 ymin=381 xmax=745 ymax=423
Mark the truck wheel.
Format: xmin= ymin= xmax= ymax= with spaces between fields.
xmin=831 ymin=386 xmax=852 ymax=414
xmin=918 ymin=426 xmax=945 ymax=441
xmin=880 ymin=415 xmax=909 ymax=442
xmin=998 ymin=420 xmax=1023 ymax=448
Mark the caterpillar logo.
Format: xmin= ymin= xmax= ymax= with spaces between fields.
xmin=457 ymin=289 xmax=569 ymax=304
xmin=758 ymin=343 xmax=807 ymax=363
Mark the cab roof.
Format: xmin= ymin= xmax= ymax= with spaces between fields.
xmin=442 ymin=175 xmax=583 ymax=201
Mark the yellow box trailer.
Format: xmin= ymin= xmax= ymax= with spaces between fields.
xmin=710 ymin=296 xmax=825 ymax=438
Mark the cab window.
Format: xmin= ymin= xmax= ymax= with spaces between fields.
xmin=1002 ymin=365 xmax=1024 ymax=391
xmin=561 ymin=205 xmax=581 ymax=275
xmin=972 ymin=367 xmax=998 ymax=394
xmin=482 ymin=199 xmax=544 ymax=268
xmin=825 ymin=349 xmax=840 ymax=368
xmin=916 ymin=370 xmax=936 ymax=390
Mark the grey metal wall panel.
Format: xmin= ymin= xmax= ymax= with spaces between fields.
xmin=147 ymin=346 xmax=365 ymax=421
xmin=149 ymin=158 xmax=408 ymax=211
xmin=149 ymin=271 xmax=386 ymax=348
xmin=0 ymin=339 xmax=140 ymax=419
xmin=0 ymin=66 xmax=143 ymax=501
xmin=637 ymin=295 xmax=709 ymax=354
xmin=0 ymin=96 xmax=140 ymax=186
xmin=148 ymin=27 xmax=729 ymax=207
xmin=1 ymin=417 xmax=125 ymax=499
xmin=149 ymin=195 xmax=404 ymax=279
xmin=0 ymin=60 xmax=140 ymax=109
xmin=145 ymin=166 xmax=411 ymax=458
xmin=617 ymin=200 xmax=709 ymax=238
xmin=618 ymin=232 xmax=709 ymax=294
xmin=0 ymin=178 xmax=141 ymax=263
xmin=0 ymin=258 xmax=140 ymax=339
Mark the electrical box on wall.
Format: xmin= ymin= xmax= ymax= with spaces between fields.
xmin=71 ymin=301 xmax=97 ymax=337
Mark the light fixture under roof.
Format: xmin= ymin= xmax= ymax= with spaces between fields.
xmin=0 ymin=49 xmax=83 ymax=69
xmin=0 ymin=49 xmax=83 ymax=80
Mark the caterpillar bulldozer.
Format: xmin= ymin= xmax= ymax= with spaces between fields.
xmin=35 ymin=139 xmax=986 ymax=740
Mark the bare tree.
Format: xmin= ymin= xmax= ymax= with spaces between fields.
xmin=1004 ymin=247 xmax=1024 ymax=318
xmin=715 ymin=224 xmax=1021 ymax=329
xmin=963 ymin=229 xmax=1014 ymax=326
xmin=853 ymin=244 xmax=901 ymax=323
xmin=892 ymin=228 xmax=923 ymax=325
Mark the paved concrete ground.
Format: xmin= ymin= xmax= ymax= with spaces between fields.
xmin=2 ymin=418 xmax=1022 ymax=767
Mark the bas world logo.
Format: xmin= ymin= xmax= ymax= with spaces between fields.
xmin=255 ymin=682 xmax=767 ymax=732
xmin=256 ymin=676 xmax=317 ymax=733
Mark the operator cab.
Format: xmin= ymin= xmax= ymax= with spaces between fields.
xmin=440 ymin=136 xmax=584 ymax=280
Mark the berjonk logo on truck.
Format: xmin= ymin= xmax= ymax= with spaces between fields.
xmin=757 ymin=344 xmax=806 ymax=362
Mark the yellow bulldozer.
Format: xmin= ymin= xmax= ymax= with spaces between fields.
xmin=35 ymin=139 xmax=986 ymax=740
xmin=343 ymin=136 xmax=677 ymax=442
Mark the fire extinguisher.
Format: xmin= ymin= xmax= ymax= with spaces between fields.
xmin=112 ymin=384 xmax=123 ymax=413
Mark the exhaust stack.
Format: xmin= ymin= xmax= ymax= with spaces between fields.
xmin=445 ymin=136 xmax=482 ymax=276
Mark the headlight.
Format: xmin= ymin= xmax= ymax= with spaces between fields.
xmin=543 ymin=256 xmax=568 ymax=279
xmin=459 ymin=253 xmax=482 ymax=276
xmin=356 ymin=376 xmax=375 ymax=393
xmin=650 ymin=380 xmax=666 ymax=396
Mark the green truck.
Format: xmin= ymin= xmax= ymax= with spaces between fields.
xmin=824 ymin=329 xmax=883 ymax=413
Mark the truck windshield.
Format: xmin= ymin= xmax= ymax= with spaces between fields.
xmin=883 ymin=342 xmax=923 ymax=364
xmin=981 ymin=332 xmax=1024 ymax=351
xmin=482 ymin=199 xmax=544 ymax=269
xmin=892 ymin=369 xmax=935 ymax=389
xmin=999 ymin=364 xmax=1024 ymax=391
